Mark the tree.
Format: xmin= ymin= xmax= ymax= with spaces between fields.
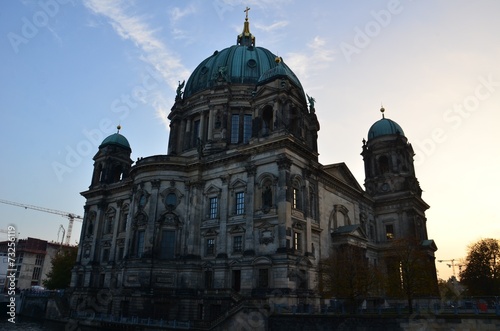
xmin=387 ymin=238 xmax=438 ymax=314
xmin=459 ymin=238 xmax=500 ymax=296
xmin=320 ymin=244 xmax=383 ymax=313
xmin=438 ymin=277 xmax=464 ymax=302
xmin=43 ymin=246 xmax=78 ymax=290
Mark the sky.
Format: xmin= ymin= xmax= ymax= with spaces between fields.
xmin=1 ymin=0 xmax=499 ymax=281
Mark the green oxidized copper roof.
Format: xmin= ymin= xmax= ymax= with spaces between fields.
xmin=99 ymin=133 xmax=131 ymax=151
xmin=367 ymin=117 xmax=405 ymax=140
xmin=183 ymin=13 xmax=303 ymax=98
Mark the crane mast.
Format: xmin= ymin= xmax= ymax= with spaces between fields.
xmin=437 ymin=259 xmax=464 ymax=278
xmin=0 ymin=198 xmax=83 ymax=245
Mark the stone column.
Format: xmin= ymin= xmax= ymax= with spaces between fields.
xmin=179 ymin=119 xmax=187 ymax=152
xmin=245 ymin=163 xmax=256 ymax=251
xmin=207 ymin=106 xmax=214 ymax=140
xmin=276 ymin=155 xmax=292 ymax=248
xmin=90 ymin=202 xmax=106 ymax=262
xmin=218 ymin=175 xmax=229 ymax=256
xmin=199 ymin=111 xmax=206 ymax=141
xmin=108 ymin=200 xmax=121 ymax=263
xmin=146 ymin=180 xmax=161 ymax=257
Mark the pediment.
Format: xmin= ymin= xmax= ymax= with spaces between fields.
xmin=229 ymin=178 xmax=247 ymax=189
xmin=205 ymin=184 xmax=221 ymax=195
xmin=295 ymin=255 xmax=313 ymax=267
xmin=229 ymin=225 xmax=246 ymax=234
xmin=323 ymin=162 xmax=363 ymax=191
xmin=252 ymin=256 xmax=272 ymax=266
xmin=331 ymin=224 xmax=368 ymax=241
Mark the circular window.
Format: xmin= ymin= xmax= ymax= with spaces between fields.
xmin=200 ymin=66 xmax=209 ymax=75
xmin=247 ymin=59 xmax=257 ymax=68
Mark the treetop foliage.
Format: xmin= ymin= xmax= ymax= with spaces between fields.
xmin=459 ymin=238 xmax=500 ymax=296
xmin=43 ymin=246 xmax=78 ymax=290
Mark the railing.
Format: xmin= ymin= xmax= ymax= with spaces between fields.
xmin=273 ymin=297 xmax=500 ymax=316
xmin=71 ymin=311 xmax=192 ymax=329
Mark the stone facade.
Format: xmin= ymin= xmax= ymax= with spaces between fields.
xmin=69 ymin=15 xmax=438 ymax=323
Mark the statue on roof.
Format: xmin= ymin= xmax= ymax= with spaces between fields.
xmin=307 ymin=94 xmax=316 ymax=111
xmin=176 ymin=80 xmax=185 ymax=100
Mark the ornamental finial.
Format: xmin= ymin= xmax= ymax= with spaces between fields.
xmin=237 ymin=7 xmax=255 ymax=46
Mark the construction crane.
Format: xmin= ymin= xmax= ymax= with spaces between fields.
xmin=57 ymin=224 xmax=66 ymax=245
xmin=437 ymin=259 xmax=464 ymax=278
xmin=0 ymin=199 xmax=83 ymax=245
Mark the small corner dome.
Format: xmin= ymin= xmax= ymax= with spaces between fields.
xmin=99 ymin=133 xmax=131 ymax=151
xmin=367 ymin=118 xmax=405 ymax=140
xmin=257 ymin=61 xmax=304 ymax=91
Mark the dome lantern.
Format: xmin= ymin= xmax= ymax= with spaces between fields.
xmin=367 ymin=107 xmax=405 ymax=140
xmin=237 ymin=6 xmax=255 ymax=47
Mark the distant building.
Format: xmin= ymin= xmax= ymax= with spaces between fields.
xmin=70 ymin=13 xmax=438 ymax=322
xmin=0 ymin=237 xmax=73 ymax=290
xmin=0 ymin=253 xmax=8 ymax=291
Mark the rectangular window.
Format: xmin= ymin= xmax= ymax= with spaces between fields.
xmin=161 ymin=230 xmax=176 ymax=259
xmin=35 ymin=254 xmax=44 ymax=266
xmin=243 ymin=114 xmax=252 ymax=143
xmin=206 ymin=238 xmax=215 ymax=255
xmin=106 ymin=216 xmax=113 ymax=234
xmin=118 ymin=246 xmax=124 ymax=261
xmin=121 ymin=213 xmax=128 ymax=232
xmin=231 ymin=114 xmax=239 ymax=143
xmin=205 ymin=270 xmax=213 ymax=289
xmin=137 ymin=231 xmax=145 ymax=257
xmin=32 ymin=266 xmax=41 ymax=281
xmin=102 ymin=248 xmax=110 ymax=262
xmin=232 ymin=270 xmax=241 ymax=292
xmin=292 ymin=188 xmax=299 ymax=209
xmin=99 ymin=273 xmax=105 ymax=287
xmin=294 ymin=232 xmax=302 ymax=251
xmin=209 ymin=197 xmax=218 ymax=219
xmin=233 ymin=236 xmax=242 ymax=253
xmin=77 ymin=274 xmax=84 ymax=287
xmin=193 ymin=120 xmax=200 ymax=147
xmin=258 ymin=268 xmax=269 ymax=288
xmin=386 ymin=224 xmax=395 ymax=240
xmin=17 ymin=252 xmax=24 ymax=264
xmin=235 ymin=192 xmax=245 ymax=215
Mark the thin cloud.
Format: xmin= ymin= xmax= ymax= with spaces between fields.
xmin=254 ymin=20 xmax=289 ymax=32
xmin=83 ymin=0 xmax=190 ymax=128
xmin=169 ymin=5 xmax=197 ymax=23
xmin=285 ymin=36 xmax=335 ymax=79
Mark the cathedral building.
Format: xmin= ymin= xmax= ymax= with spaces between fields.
xmin=70 ymin=13 xmax=438 ymax=322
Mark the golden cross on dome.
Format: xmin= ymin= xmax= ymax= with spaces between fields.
xmin=244 ymin=6 xmax=250 ymax=20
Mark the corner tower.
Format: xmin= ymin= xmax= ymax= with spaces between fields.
xmin=361 ymin=107 xmax=428 ymax=242
xmin=90 ymin=126 xmax=132 ymax=188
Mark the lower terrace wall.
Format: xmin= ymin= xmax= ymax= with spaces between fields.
xmin=269 ymin=314 xmax=500 ymax=331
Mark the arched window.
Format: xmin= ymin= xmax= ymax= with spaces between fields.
xmin=378 ymin=155 xmax=390 ymax=174
xmin=119 ymin=204 xmax=129 ymax=233
xmin=105 ymin=208 xmax=116 ymax=234
xmin=262 ymin=106 xmax=273 ymax=136
xmin=291 ymin=178 xmax=303 ymax=211
xmin=165 ymin=193 xmax=177 ymax=210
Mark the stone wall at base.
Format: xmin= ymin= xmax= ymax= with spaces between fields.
xmin=268 ymin=314 xmax=500 ymax=331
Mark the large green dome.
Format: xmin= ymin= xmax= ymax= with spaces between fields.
xmin=183 ymin=15 xmax=303 ymax=98
xmin=367 ymin=117 xmax=405 ymax=140
xmin=99 ymin=133 xmax=131 ymax=151
xmin=184 ymin=46 xmax=303 ymax=98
